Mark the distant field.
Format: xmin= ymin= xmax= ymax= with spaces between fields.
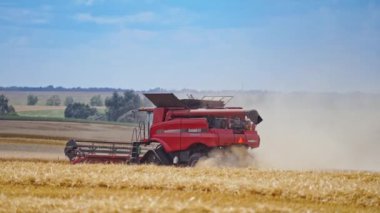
xmin=12 ymin=105 xmax=106 ymax=119
xmin=17 ymin=109 xmax=65 ymax=118
xmin=0 ymin=91 xmax=111 ymax=119
xmin=14 ymin=105 xmax=66 ymax=118
xmin=13 ymin=105 xmax=66 ymax=112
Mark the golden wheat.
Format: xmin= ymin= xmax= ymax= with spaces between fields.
xmin=0 ymin=161 xmax=379 ymax=212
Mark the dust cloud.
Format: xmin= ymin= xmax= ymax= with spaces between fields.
xmin=191 ymin=91 xmax=380 ymax=171
xmin=197 ymin=146 xmax=257 ymax=168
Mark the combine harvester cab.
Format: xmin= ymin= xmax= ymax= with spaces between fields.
xmin=64 ymin=93 xmax=262 ymax=166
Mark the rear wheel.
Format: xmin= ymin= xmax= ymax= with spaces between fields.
xmin=188 ymin=153 xmax=205 ymax=167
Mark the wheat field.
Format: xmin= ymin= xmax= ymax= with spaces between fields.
xmin=0 ymin=160 xmax=379 ymax=212
xmin=1 ymin=121 xmax=379 ymax=212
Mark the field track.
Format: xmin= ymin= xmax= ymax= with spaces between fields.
xmin=0 ymin=120 xmax=135 ymax=142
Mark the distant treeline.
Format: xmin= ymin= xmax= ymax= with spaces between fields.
xmin=0 ymin=86 xmax=173 ymax=93
xmin=0 ymin=85 xmax=127 ymax=92
xmin=1 ymin=86 xmax=379 ymax=97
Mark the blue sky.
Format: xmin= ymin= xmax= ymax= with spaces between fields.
xmin=0 ymin=0 xmax=379 ymax=92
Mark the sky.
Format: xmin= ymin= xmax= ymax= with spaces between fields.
xmin=0 ymin=0 xmax=379 ymax=92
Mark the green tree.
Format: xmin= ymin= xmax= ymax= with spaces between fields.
xmin=64 ymin=103 xmax=97 ymax=119
xmin=105 ymin=91 xmax=141 ymax=121
xmin=0 ymin=94 xmax=16 ymax=115
xmin=27 ymin=94 xmax=38 ymax=105
xmin=64 ymin=96 xmax=74 ymax=106
xmin=90 ymin=95 xmax=103 ymax=106
xmin=46 ymin=95 xmax=61 ymax=106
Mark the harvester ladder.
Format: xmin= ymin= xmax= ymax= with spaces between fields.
xmin=130 ymin=142 xmax=141 ymax=163
xmin=131 ymin=121 xmax=148 ymax=142
xmin=130 ymin=121 xmax=146 ymax=164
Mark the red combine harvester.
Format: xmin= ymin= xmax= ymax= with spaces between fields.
xmin=64 ymin=93 xmax=262 ymax=166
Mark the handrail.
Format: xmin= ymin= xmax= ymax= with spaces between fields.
xmin=131 ymin=121 xmax=147 ymax=142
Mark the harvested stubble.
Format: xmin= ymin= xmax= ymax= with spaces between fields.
xmin=0 ymin=161 xmax=379 ymax=212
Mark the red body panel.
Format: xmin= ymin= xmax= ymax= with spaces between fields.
xmin=149 ymin=108 xmax=261 ymax=152
xmin=211 ymin=129 xmax=234 ymax=147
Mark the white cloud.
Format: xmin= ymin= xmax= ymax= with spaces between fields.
xmin=0 ymin=6 xmax=51 ymax=24
xmin=74 ymin=12 xmax=156 ymax=25
xmin=75 ymin=0 xmax=95 ymax=6
xmin=73 ymin=7 xmax=197 ymax=26
xmin=160 ymin=7 xmax=199 ymax=25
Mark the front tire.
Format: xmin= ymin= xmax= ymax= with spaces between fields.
xmin=140 ymin=151 xmax=161 ymax=165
